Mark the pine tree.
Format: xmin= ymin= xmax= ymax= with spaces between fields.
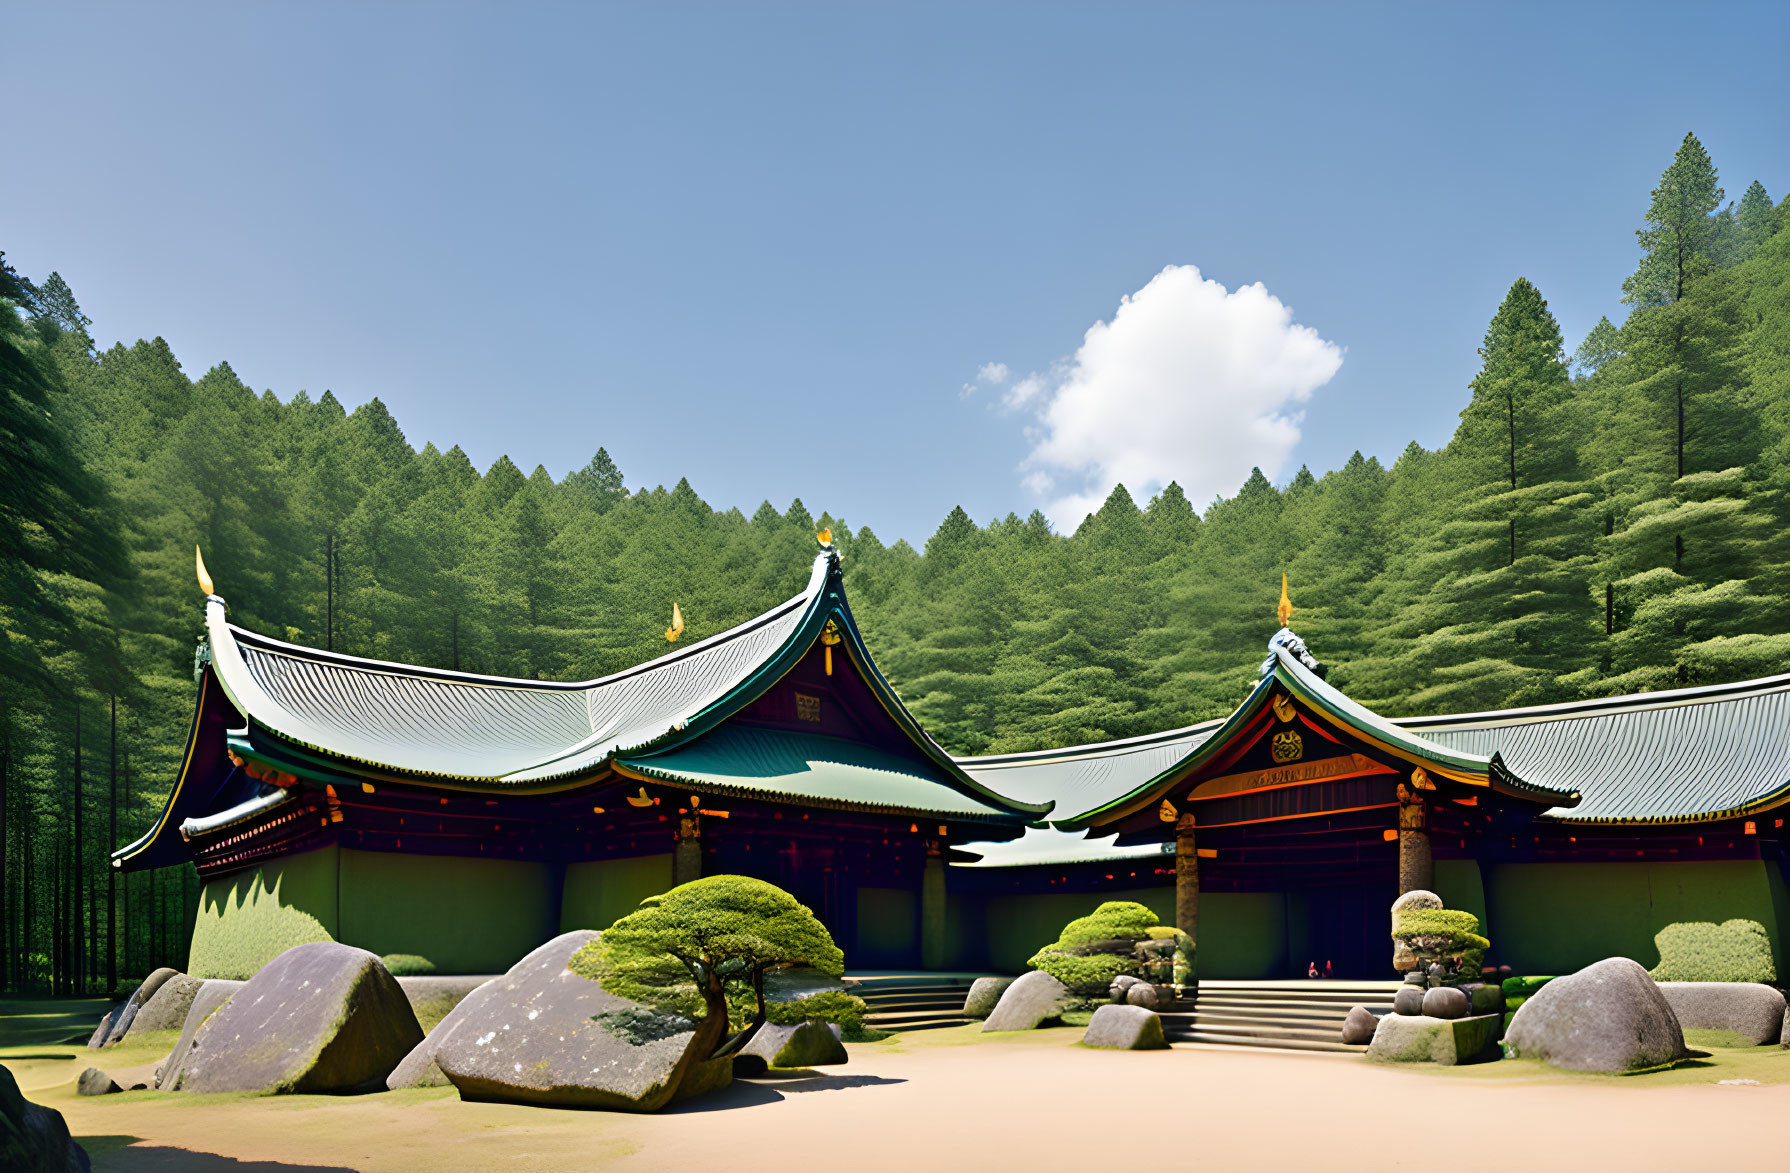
xmin=1623 ymin=132 xmax=1724 ymax=310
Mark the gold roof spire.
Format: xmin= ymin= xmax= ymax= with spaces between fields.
xmin=665 ymin=602 xmax=685 ymax=642
xmin=1277 ymin=572 xmax=1292 ymax=628
xmin=196 ymin=545 xmax=215 ymax=596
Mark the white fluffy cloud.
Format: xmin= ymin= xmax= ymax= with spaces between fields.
xmin=1009 ymin=265 xmax=1343 ymax=530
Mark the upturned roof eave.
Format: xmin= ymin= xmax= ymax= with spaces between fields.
xmin=203 ymin=551 xmax=1047 ymax=820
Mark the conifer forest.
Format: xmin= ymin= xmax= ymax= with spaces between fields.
xmin=3 ymin=133 xmax=1788 ymax=994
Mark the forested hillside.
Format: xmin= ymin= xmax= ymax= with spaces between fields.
xmin=3 ymin=133 xmax=1787 ymax=994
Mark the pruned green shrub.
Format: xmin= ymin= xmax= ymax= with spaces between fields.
xmin=1027 ymin=901 xmax=1184 ymax=998
xmin=1057 ymin=901 xmax=1163 ymax=947
xmin=767 ymin=989 xmax=889 ymax=1042
xmin=1650 ymin=919 xmax=1777 ymax=983
xmin=1501 ymin=975 xmax=1553 ymax=998
xmin=1392 ymin=907 xmax=1489 ymax=979
xmin=380 ymin=953 xmax=436 ymax=976
xmin=1032 ymin=952 xmax=1135 ymax=994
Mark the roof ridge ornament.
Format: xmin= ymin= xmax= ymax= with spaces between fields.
xmin=1278 ymin=572 xmax=1292 ymax=628
xmin=1261 ymin=627 xmax=1326 ymax=680
xmin=665 ymin=602 xmax=685 ymax=642
xmin=196 ymin=544 xmax=215 ymax=596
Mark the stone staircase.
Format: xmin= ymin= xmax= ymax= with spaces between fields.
xmin=1160 ymin=979 xmax=1400 ymax=1053
xmin=846 ymin=972 xmax=982 ymax=1032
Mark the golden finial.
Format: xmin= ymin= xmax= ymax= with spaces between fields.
xmin=196 ymin=545 xmax=215 ymax=596
xmin=665 ymin=602 xmax=685 ymax=642
xmin=1277 ymin=572 xmax=1292 ymax=628
xmin=817 ymin=527 xmax=832 ymax=547
xmin=820 ymin=617 xmax=843 ymax=675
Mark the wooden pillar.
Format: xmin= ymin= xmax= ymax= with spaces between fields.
xmin=1398 ymin=781 xmax=1433 ymax=895
xmin=921 ymin=838 xmax=947 ymax=971
xmin=1175 ymin=813 xmax=1199 ymax=948
xmin=673 ymin=812 xmax=702 ymax=887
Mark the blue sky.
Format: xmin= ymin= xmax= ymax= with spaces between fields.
xmin=8 ymin=3 xmax=1787 ymax=542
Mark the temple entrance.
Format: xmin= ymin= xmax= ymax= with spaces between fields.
xmin=1289 ymin=880 xmax=1391 ymax=979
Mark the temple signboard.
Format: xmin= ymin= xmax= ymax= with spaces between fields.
xmin=1191 ymin=752 xmax=1395 ymax=801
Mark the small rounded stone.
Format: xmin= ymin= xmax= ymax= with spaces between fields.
xmin=1423 ymin=986 xmax=1469 ymax=1020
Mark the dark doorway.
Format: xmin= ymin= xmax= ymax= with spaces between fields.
xmin=705 ymin=835 xmax=857 ymax=956
xmin=1296 ymin=880 xmax=1391 ymax=978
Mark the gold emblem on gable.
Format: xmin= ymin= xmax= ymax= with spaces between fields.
xmin=1270 ymin=730 xmax=1303 ymax=763
xmin=795 ymin=692 xmax=822 ymax=723
xmin=1272 ymin=694 xmax=1296 ymax=724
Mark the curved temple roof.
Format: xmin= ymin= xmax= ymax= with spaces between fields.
xmin=204 ymin=555 xmax=834 ymax=784
xmin=116 ymin=551 xmax=1045 ymax=873
xmin=970 ymin=636 xmax=1576 ymax=836
xmin=959 ymin=648 xmax=1790 ymax=843
xmin=1398 ymin=672 xmax=1790 ymax=825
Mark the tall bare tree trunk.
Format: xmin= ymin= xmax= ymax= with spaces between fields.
xmin=107 ymin=694 xmax=118 ymax=993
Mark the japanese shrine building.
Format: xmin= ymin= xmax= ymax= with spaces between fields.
xmin=120 ymin=549 xmax=1790 ymax=980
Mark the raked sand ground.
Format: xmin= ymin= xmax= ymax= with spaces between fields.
xmin=9 ymin=1020 xmax=1790 ymax=1172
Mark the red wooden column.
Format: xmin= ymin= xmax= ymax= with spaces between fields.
xmin=1175 ymin=812 xmax=1199 ymax=948
xmin=673 ymin=811 xmax=702 ymax=887
xmin=1397 ymin=776 xmax=1434 ymax=895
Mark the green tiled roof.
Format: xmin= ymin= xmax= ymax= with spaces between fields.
xmin=621 ymin=725 xmax=1024 ymax=821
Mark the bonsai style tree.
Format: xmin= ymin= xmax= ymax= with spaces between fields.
xmin=1028 ymin=901 xmax=1189 ymax=1004
xmin=574 ymin=876 xmax=845 ymax=1058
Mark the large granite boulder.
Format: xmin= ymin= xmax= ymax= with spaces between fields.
xmin=736 ymin=1020 xmax=847 ymax=1073
xmin=1657 ymin=982 xmax=1786 ymax=1046
xmin=127 ymin=974 xmax=205 ymax=1036
xmin=1504 ymin=957 xmax=1688 ymax=1072
xmin=1081 ymin=1004 xmax=1168 ymax=1050
xmin=87 ymin=968 xmax=179 ymax=1049
xmin=982 ymin=971 xmax=1072 ymax=1032
xmin=175 ymin=943 xmax=422 ymax=1094
xmin=1340 ymin=1005 xmax=1378 ymax=1045
xmin=156 ymin=980 xmax=244 ymax=1090
xmin=1366 ymin=1014 xmax=1498 ymax=1064
xmin=963 ymin=976 xmax=1014 ymax=1020
xmin=429 ymin=930 xmax=726 ymax=1111
xmin=387 ymin=938 xmax=597 ymax=1092
xmin=0 ymin=1063 xmax=90 ymax=1172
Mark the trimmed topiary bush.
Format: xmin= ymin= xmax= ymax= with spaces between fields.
xmin=768 ymin=989 xmax=888 ymax=1042
xmin=1650 ymin=919 xmax=1776 ymax=983
xmin=1392 ymin=907 xmax=1489 ymax=980
xmin=380 ymin=953 xmax=437 ymax=976
xmin=1027 ymin=901 xmax=1188 ymax=1005
xmin=1502 ymin=975 xmax=1554 ymax=999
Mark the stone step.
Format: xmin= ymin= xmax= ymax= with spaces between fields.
xmin=1167 ymin=1028 xmax=1368 ymax=1054
xmin=1188 ymin=1002 xmax=1381 ymax=1024
xmin=1172 ymin=1015 xmax=1358 ymax=1043
xmin=1195 ymin=994 xmax=1394 ymax=1011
